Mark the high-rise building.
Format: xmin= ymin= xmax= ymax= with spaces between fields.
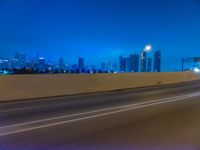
xmin=128 ymin=55 xmax=134 ymax=72
xmin=15 ymin=52 xmax=26 ymax=68
xmin=119 ymin=56 xmax=126 ymax=72
xmin=90 ymin=65 xmax=96 ymax=71
xmin=10 ymin=59 xmax=18 ymax=69
xmin=125 ymin=57 xmax=130 ymax=72
xmin=71 ymin=64 xmax=78 ymax=71
xmin=133 ymin=54 xmax=139 ymax=72
xmin=3 ymin=59 xmax=9 ymax=69
xmin=105 ymin=62 xmax=111 ymax=72
xmin=46 ymin=62 xmax=54 ymax=72
xmin=101 ymin=63 xmax=106 ymax=72
xmin=101 ymin=62 xmax=117 ymax=72
xmin=59 ymin=58 xmax=65 ymax=71
xmin=0 ymin=59 xmax=3 ymax=70
xmin=30 ymin=59 xmax=38 ymax=70
xmin=128 ymin=54 xmax=139 ymax=72
xmin=147 ymin=58 xmax=152 ymax=72
xmin=78 ymin=57 xmax=84 ymax=70
xmin=112 ymin=63 xmax=118 ymax=72
xmin=141 ymin=51 xmax=147 ymax=72
xmin=154 ymin=50 xmax=161 ymax=72
xmin=38 ymin=57 xmax=45 ymax=71
xmin=65 ymin=64 xmax=70 ymax=71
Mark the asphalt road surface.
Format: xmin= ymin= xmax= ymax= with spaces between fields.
xmin=1 ymin=81 xmax=200 ymax=150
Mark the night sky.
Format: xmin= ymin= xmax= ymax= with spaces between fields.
xmin=0 ymin=0 xmax=200 ymax=71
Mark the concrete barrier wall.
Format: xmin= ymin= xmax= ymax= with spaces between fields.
xmin=0 ymin=72 xmax=200 ymax=102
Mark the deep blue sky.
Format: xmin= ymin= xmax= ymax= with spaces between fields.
xmin=0 ymin=0 xmax=200 ymax=71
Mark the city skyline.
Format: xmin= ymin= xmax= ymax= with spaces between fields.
xmin=1 ymin=0 xmax=200 ymax=72
xmin=0 ymin=48 xmax=162 ymax=74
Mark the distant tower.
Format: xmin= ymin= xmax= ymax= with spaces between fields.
xmin=71 ymin=64 xmax=78 ymax=70
xmin=38 ymin=57 xmax=45 ymax=71
xmin=125 ymin=57 xmax=130 ymax=72
xmin=101 ymin=63 xmax=106 ymax=72
xmin=0 ymin=58 xmax=3 ymax=70
xmin=78 ymin=57 xmax=84 ymax=70
xmin=128 ymin=55 xmax=134 ymax=72
xmin=133 ymin=53 xmax=139 ymax=72
xmin=3 ymin=59 xmax=9 ymax=69
xmin=37 ymin=51 xmax=40 ymax=60
xmin=119 ymin=56 xmax=126 ymax=72
xmin=105 ymin=62 xmax=112 ymax=72
xmin=112 ymin=63 xmax=118 ymax=72
xmin=10 ymin=59 xmax=18 ymax=69
xmin=141 ymin=51 xmax=147 ymax=72
xmin=128 ymin=53 xmax=139 ymax=72
xmin=15 ymin=52 xmax=26 ymax=68
xmin=182 ymin=58 xmax=184 ymax=71
xmin=59 ymin=58 xmax=65 ymax=71
xmin=147 ymin=58 xmax=152 ymax=72
xmin=154 ymin=50 xmax=161 ymax=72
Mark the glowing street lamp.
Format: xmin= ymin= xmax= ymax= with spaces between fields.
xmin=141 ymin=44 xmax=152 ymax=72
xmin=144 ymin=45 xmax=152 ymax=52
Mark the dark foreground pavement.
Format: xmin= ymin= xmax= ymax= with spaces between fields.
xmin=1 ymin=81 xmax=200 ymax=150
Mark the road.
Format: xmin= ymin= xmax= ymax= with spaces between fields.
xmin=1 ymin=81 xmax=200 ymax=150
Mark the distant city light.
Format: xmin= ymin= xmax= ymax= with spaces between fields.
xmin=144 ymin=45 xmax=152 ymax=52
xmin=193 ymin=67 xmax=200 ymax=73
xmin=3 ymin=70 xmax=9 ymax=75
xmin=0 ymin=49 xmax=162 ymax=74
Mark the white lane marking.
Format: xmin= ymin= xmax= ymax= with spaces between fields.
xmin=0 ymin=92 xmax=200 ymax=137
xmin=1 ymin=92 xmax=199 ymax=129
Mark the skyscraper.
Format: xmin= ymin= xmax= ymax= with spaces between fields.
xmin=154 ymin=50 xmax=161 ymax=72
xmin=133 ymin=54 xmax=139 ymax=72
xmin=10 ymin=59 xmax=18 ymax=69
xmin=105 ymin=62 xmax=111 ymax=72
xmin=90 ymin=65 xmax=96 ymax=71
xmin=101 ymin=63 xmax=106 ymax=72
xmin=38 ymin=57 xmax=45 ymax=71
xmin=112 ymin=63 xmax=118 ymax=72
xmin=78 ymin=57 xmax=84 ymax=70
xmin=71 ymin=64 xmax=78 ymax=71
xmin=125 ymin=57 xmax=130 ymax=72
xmin=128 ymin=55 xmax=134 ymax=72
xmin=59 ymin=58 xmax=65 ymax=71
xmin=3 ymin=59 xmax=9 ymax=69
xmin=15 ymin=52 xmax=26 ymax=68
xmin=119 ymin=56 xmax=126 ymax=72
xmin=147 ymin=58 xmax=152 ymax=72
xmin=101 ymin=62 xmax=117 ymax=73
xmin=0 ymin=59 xmax=3 ymax=70
xmin=128 ymin=54 xmax=139 ymax=72
xmin=141 ymin=51 xmax=147 ymax=72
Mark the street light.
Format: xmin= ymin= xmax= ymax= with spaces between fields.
xmin=141 ymin=44 xmax=153 ymax=72
xmin=144 ymin=45 xmax=152 ymax=52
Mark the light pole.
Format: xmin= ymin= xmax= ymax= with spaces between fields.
xmin=141 ymin=45 xmax=152 ymax=72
